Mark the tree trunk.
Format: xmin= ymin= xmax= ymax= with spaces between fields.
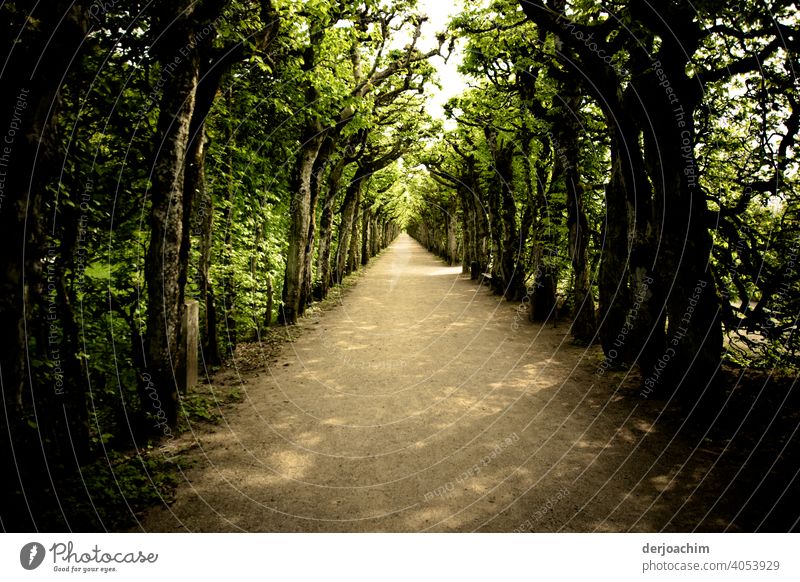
xmin=639 ymin=59 xmax=722 ymax=398
xmin=446 ymin=206 xmax=459 ymax=266
xmin=361 ymin=207 xmax=370 ymax=266
xmin=195 ymin=138 xmax=220 ymax=365
xmin=316 ymin=156 xmax=347 ymax=298
xmin=264 ymin=273 xmax=274 ymax=328
xmin=370 ymin=214 xmax=379 ymax=257
xmin=183 ymin=41 xmax=228 ymax=367
xmin=144 ymin=17 xmax=200 ymax=426
xmin=316 ymin=202 xmax=336 ymax=298
xmin=348 ymin=201 xmax=362 ymax=273
xmin=527 ymin=149 xmax=557 ymax=321
xmin=530 ymin=242 xmax=558 ymax=322
xmin=0 ymin=3 xmax=90 ymax=528
xmin=301 ymin=193 xmax=318 ymax=311
xmin=301 ymin=134 xmax=337 ymax=310
xmin=500 ymin=178 xmax=523 ymax=300
xmin=484 ymin=162 xmax=505 ymax=288
xmin=556 ymin=90 xmax=597 ymax=343
xmin=335 ymin=177 xmax=362 ymax=283
xmin=383 ymin=220 xmax=391 ymax=248
xmin=596 ymin=99 xmax=666 ymax=373
xmin=485 ymin=127 xmax=524 ymax=299
xmin=596 ymin=133 xmax=631 ymax=356
xmin=280 ymin=27 xmax=326 ymax=325
xmin=470 ymin=175 xmax=490 ymax=278
xmin=457 ymin=188 xmax=473 ymax=273
xmin=54 ymin=192 xmax=91 ymax=463
xmin=280 ymin=124 xmax=325 ymax=324
xmin=220 ymin=150 xmax=238 ymax=347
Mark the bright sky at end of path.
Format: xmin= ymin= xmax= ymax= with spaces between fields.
xmin=414 ymin=0 xmax=469 ymax=122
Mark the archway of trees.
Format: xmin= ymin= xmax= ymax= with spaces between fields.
xmin=0 ymin=0 xmax=797 ymax=531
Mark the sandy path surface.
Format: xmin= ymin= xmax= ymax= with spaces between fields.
xmin=141 ymin=234 xmax=744 ymax=532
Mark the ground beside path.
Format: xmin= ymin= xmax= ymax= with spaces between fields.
xmin=140 ymin=234 xmax=775 ymax=532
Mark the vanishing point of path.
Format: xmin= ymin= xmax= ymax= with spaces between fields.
xmin=141 ymin=234 xmax=749 ymax=532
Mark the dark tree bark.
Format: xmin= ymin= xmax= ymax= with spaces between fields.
xmin=597 ymin=133 xmax=633 ymax=358
xmin=527 ymin=141 xmax=558 ymax=321
xmin=459 ymin=151 xmax=490 ymax=279
xmin=219 ymin=144 xmax=239 ymax=348
xmin=445 ymin=205 xmax=459 ymax=266
xmin=590 ymin=77 xmax=663 ymax=366
xmin=264 ymin=271 xmax=274 ymax=328
xmin=281 ymin=122 xmax=325 ymax=324
xmin=530 ymin=243 xmax=558 ymax=321
xmin=0 ymin=1 xmax=90 ymax=529
xmin=54 ymin=187 xmax=91 ymax=463
xmin=456 ymin=187 xmax=473 ymax=273
xmin=483 ymin=152 xmax=505 ymax=287
xmin=301 ymin=130 xmax=341 ymax=308
xmin=518 ymin=0 xmax=722 ymax=396
xmin=347 ymin=200 xmax=362 ymax=273
xmin=470 ymin=173 xmax=490 ymax=278
xmin=335 ymin=177 xmax=362 ymax=283
xmin=182 ymin=36 xmax=220 ymax=370
xmin=194 ymin=133 xmax=221 ymax=365
xmin=635 ymin=3 xmax=722 ymax=395
xmin=316 ymin=156 xmax=348 ymax=298
xmin=280 ymin=23 xmax=328 ymax=325
xmin=557 ymin=89 xmax=597 ymax=343
xmin=143 ymin=5 xmax=201 ymax=426
xmin=485 ymin=127 xmax=524 ymax=300
xmin=361 ymin=207 xmax=371 ymax=266
xmin=370 ymin=214 xmax=379 ymax=257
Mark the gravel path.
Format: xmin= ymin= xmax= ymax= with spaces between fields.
xmin=140 ymin=234 xmax=743 ymax=532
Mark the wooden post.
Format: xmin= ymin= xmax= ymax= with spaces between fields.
xmin=180 ymin=300 xmax=199 ymax=393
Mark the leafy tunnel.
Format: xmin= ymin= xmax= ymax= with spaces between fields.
xmin=0 ymin=0 xmax=798 ymax=531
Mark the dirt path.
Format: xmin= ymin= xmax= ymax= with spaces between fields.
xmin=140 ymin=234 xmax=756 ymax=532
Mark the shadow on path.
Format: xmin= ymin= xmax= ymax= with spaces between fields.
xmin=141 ymin=234 xmax=798 ymax=532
